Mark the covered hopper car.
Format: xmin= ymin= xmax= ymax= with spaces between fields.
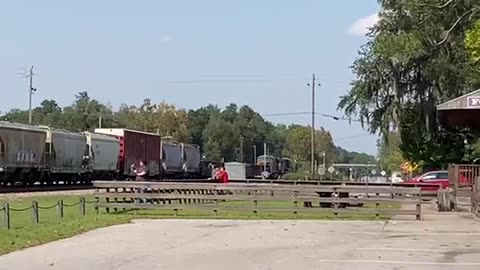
xmin=1 ymin=122 xmax=213 ymax=186
xmin=0 ymin=122 xmax=47 ymax=184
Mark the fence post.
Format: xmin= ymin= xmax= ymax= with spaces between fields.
xmin=2 ymin=202 xmax=10 ymax=230
xmin=80 ymin=197 xmax=86 ymax=216
xmin=57 ymin=199 xmax=64 ymax=218
xmin=416 ymin=193 xmax=422 ymax=221
xmin=95 ymin=197 xmax=99 ymax=214
xmin=94 ymin=188 xmax=100 ymax=214
xmin=32 ymin=201 xmax=39 ymax=224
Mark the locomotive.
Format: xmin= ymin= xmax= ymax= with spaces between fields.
xmin=0 ymin=122 xmax=211 ymax=185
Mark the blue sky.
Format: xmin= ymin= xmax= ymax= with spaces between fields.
xmin=0 ymin=0 xmax=380 ymax=155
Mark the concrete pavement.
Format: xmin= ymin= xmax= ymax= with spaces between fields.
xmin=1 ymin=214 xmax=480 ymax=270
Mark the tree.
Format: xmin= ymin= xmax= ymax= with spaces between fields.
xmin=266 ymin=124 xmax=288 ymax=158
xmin=378 ymin=132 xmax=404 ymax=173
xmin=334 ymin=146 xmax=376 ymax=165
xmin=187 ymin=105 xmax=221 ymax=149
xmin=1 ymin=92 xmax=377 ymax=165
xmin=115 ymin=99 xmax=190 ymax=141
xmin=284 ymin=125 xmax=336 ymax=169
xmin=202 ymin=114 xmax=237 ymax=161
xmin=338 ymin=0 xmax=480 ymax=168
xmin=61 ymin=91 xmax=115 ymax=131
xmin=466 ymin=19 xmax=480 ymax=63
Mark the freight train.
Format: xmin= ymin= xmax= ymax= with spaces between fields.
xmin=0 ymin=122 xmax=212 ymax=185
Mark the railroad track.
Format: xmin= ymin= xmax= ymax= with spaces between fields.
xmin=0 ymin=183 xmax=93 ymax=194
xmin=0 ymin=179 xmax=215 ymax=194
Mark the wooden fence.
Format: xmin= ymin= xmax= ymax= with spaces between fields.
xmin=93 ymin=181 xmax=423 ymax=220
xmin=447 ymin=164 xmax=480 ymax=212
xmin=228 ymin=179 xmax=440 ymax=196
xmin=448 ymin=164 xmax=480 ymax=189
xmin=472 ymin=177 xmax=480 ymax=218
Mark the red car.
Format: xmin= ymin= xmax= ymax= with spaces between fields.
xmin=404 ymin=170 xmax=449 ymax=191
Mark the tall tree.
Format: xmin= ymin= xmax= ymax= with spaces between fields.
xmin=377 ymin=131 xmax=404 ymax=173
xmin=284 ymin=125 xmax=336 ymax=167
xmin=187 ymin=105 xmax=221 ymax=149
xmin=338 ymin=0 xmax=480 ymax=168
xmin=61 ymin=91 xmax=115 ymax=131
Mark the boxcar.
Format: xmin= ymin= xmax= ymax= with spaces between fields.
xmin=0 ymin=122 xmax=47 ymax=184
xmin=94 ymin=128 xmax=160 ymax=178
xmin=41 ymin=127 xmax=87 ymax=178
xmin=182 ymin=143 xmax=201 ymax=175
xmin=161 ymin=141 xmax=183 ymax=175
xmin=84 ymin=131 xmax=120 ymax=179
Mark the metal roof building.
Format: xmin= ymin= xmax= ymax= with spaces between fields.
xmin=437 ymin=89 xmax=480 ymax=131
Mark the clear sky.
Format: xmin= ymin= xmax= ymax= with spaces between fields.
xmin=0 ymin=0 xmax=380 ymax=155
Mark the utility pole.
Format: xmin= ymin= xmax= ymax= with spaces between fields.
xmin=308 ymin=74 xmax=320 ymax=179
xmin=239 ymin=136 xmax=244 ymax=163
xmin=321 ymin=151 xmax=326 ymax=181
xmin=98 ymin=115 xmax=102 ymax=128
xmin=263 ymin=142 xmax=267 ymax=173
xmin=19 ymin=66 xmax=37 ymax=124
xmin=253 ymin=145 xmax=257 ymax=163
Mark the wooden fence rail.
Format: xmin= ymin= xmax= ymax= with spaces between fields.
xmin=93 ymin=181 xmax=423 ymax=220
xmin=473 ymin=177 xmax=480 ymax=218
xmin=228 ymin=179 xmax=440 ymax=196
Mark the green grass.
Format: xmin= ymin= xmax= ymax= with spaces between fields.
xmin=0 ymin=195 xmax=400 ymax=255
xmin=0 ymin=195 xmax=131 ymax=255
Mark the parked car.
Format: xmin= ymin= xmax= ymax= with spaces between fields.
xmin=404 ymin=170 xmax=449 ymax=191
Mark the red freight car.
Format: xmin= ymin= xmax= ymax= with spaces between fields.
xmin=94 ymin=128 xmax=161 ymax=179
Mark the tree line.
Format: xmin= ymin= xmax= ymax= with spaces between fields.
xmin=1 ymin=91 xmax=376 ymax=171
xmin=339 ymin=0 xmax=480 ymax=170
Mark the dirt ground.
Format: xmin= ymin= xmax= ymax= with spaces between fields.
xmin=1 ymin=208 xmax=480 ymax=270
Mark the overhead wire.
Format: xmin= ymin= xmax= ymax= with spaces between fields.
xmin=163 ymin=75 xmax=351 ymax=85
xmin=261 ymin=111 xmax=362 ymax=123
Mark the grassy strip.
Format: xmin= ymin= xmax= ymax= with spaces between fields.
xmin=0 ymin=195 xmax=399 ymax=255
xmin=0 ymin=195 xmax=131 ymax=255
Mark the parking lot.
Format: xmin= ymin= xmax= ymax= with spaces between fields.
xmin=1 ymin=210 xmax=480 ymax=270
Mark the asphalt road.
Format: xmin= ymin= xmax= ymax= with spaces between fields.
xmin=1 ymin=214 xmax=480 ymax=270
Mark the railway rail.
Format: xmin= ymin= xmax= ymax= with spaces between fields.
xmin=0 ymin=183 xmax=93 ymax=194
xmin=0 ymin=179 xmax=215 ymax=194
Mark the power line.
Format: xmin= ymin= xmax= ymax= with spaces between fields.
xmin=261 ymin=111 xmax=362 ymax=122
xmin=166 ymin=78 xmax=307 ymax=84
xmin=163 ymin=76 xmax=350 ymax=85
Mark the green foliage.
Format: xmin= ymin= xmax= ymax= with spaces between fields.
xmin=466 ymin=20 xmax=480 ymax=63
xmin=284 ymin=125 xmax=336 ymax=166
xmin=377 ymin=132 xmax=404 ymax=173
xmin=187 ymin=105 xmax=220 ymax=149
xmin=0 ymin=195 xmax=132 ymax=255
xmin=339 ymin=0 xmax=480 ymax=168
